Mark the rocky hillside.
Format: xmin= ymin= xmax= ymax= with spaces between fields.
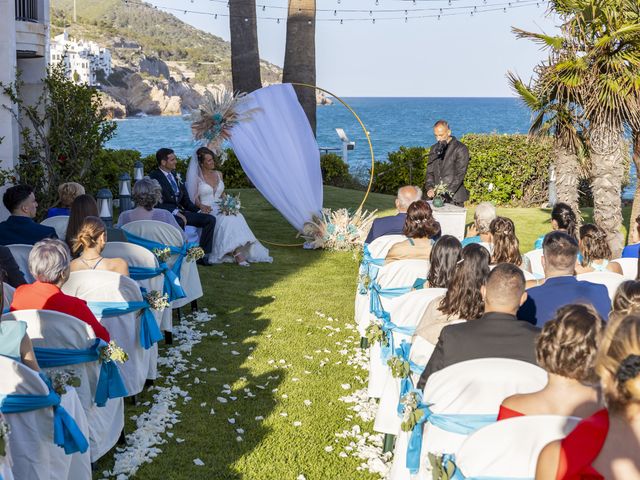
xmin=51 ymin=0 xmax=282 ymax=117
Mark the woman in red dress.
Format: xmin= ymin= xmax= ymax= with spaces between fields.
xmin=498 ymin=303 xmax=603 ymax=420
xmin=536 ymin=309 xmax=640 ymax=479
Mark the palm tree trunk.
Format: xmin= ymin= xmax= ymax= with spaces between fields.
xmin=229 ymin=0 xmax=262 ymax=93
xmin=282 ymin=0 xmax=316 ymax=135
xmin=554 ymin=143 xmax=581 ymax=219
xmin=589 ymin=123 xmax=625 ymax=257
xmin=627 ymin=130 xmax=640 ymax=244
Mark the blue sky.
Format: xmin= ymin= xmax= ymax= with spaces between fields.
xmin=148 ymin=0 xmax=559 ymax=97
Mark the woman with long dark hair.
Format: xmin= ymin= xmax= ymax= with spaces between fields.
xmin=385 ymin=200 xmax=441 ymax=264
xmin=533 ymin=202 xmax=578 ymax=250
xmin=490 ymin=217 xmax=532 ymax=272
xmin=426 ymin=235 xmax=462 ymax=288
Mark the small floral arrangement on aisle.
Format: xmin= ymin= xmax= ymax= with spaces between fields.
xmin=186 ymin=245 xmax=205 ymax=262
xmin=152 ymin=247 xmax=172 ymax=263
xmin=428 ymin=452 xmax=456 ymax=480
xmin=145 ymin=290 xmax=171 ymax=311
xmin=216 ymin=193 xmax=242 ymax=216
xmin=48 ymin=369 xmax=81 ymax=395
xmin=399 ymin=392 xmax=424 ymax=432
xmin=388 ymin=355 xmax=411 ymax=379
xmin=301 ymin=208 xmax=377 ymax=252
xmin=366 ymin=320 xmax=388 ymax=347
xmin=0 ymin=416 xmax=9 ymax=458
xmin=100 ymin=341 xmax=129 ymax=364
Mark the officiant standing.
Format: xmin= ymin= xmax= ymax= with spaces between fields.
xmin=424 ymin=120 xmax=470 ymax=207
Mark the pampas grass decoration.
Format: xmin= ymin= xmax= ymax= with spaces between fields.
xmin=302 ymin=208 xmax=377 ymax=251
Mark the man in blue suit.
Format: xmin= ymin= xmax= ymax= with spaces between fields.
xmin=0 ymin=185 xmax=57 ymax=245
xmin=518 ymin=231 xmax=611 ymax=326
xmin=365 ymin=185 xmax=422 ymax=243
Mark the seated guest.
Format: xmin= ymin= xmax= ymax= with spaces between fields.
xmin=116 ymin=177 xmax=186 ymax=240
xmin=461 ymin=201 xmax=496 ymax=249
xmin=66 ymin=194 xmax=127 ymax=248
xmin=70 ymin=216 xmax=129 ymax=276
xmin=425 ymin=235 xmax=462 ymax=288
xmin=536 ymin=313 xmax=640 ymax=479
xmin=149 ymin=148 xmax=215 ymax=265
xmin=10 ymin=239 xmax=110 ymax=342
xmin=533 ymin=202 xmax=578 ymax=249
xmin=490 ymin=216 xmax=532 ymax=272
xmin=0 ymin=246 xmax=26 ymax=287
xmin=518 ymin=231 xmax=611 ymax=326
xmin=576 ymin=223 xmax=623 ymax=274
xmin=385 ymin=200 xmax=441 ymax=264
xmin=417 ymin=263 xmax=539 ymax=389
xmin=46 ymin=182 xmax=85 ymax=218
xmin=365 ymin=186 xmax=422 ymax=243
xmin=610 ymin=280 xmax=640 ymax=322
xmin=499 ymin=303 xmax=603 ymax=420
xmin=0 ymin=185 xmax=57 ymax=245
xmin=415 ymin=243 xmax=489 ymax=345
xmin=622 ymin=214 xmax=640 ymax=258
xmin=0 ymin=273 xmax=39 ymax=370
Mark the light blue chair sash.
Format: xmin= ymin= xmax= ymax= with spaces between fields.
xmin=405 ymin=389 xmax=496 ymax=474
xmin=440 ymin=454 xmax=530 ymax=480
xmin=129 ymin=264 xmax=186 ymax=303
xmin=86 ymin=289 xmax=163 ymax=349
xmin=34 ymin=339 xmax=128 ymax=407
xmin=357 ymin=244 xmax=385 ymax=294
xmin=392 ymin=341 xmax=425 ymax=414
xmin=123 ymin=231 xmax=198 ymax=279
xmin=0 ymin=374 xmax=89 ymax=454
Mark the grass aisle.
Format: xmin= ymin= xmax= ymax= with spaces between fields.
xmin=95 ymin=187 xmax=632 ymax=480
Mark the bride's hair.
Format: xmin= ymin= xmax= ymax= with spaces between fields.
xmin=196 ymin=147 xmax=217 ymax=166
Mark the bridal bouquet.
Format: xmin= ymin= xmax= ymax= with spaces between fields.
xmin=301 ymin=208 xmax=377 ymax=252
xmin=217 ymin=193 xmax=242 ymax=216
xmin=145 ymin=290 xmax=171 ymax=311
xmin=48 ymin=369 xmax=82 ymax=396
xmin=100 ymin=341 xmax=129 ymax=364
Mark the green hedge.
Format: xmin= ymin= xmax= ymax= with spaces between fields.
xmin=370 ymin=134 xmax=554 ymax=206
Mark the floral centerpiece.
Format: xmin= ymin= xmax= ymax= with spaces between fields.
xmin=216 ymin=193 xmax=242 ymax=216
xmin=432 ymin=181 xmax=451 ymax=208
xmin=100 ymin=341 xmax=129 ymax=364
xmin=48 ymin=369 xmax=81 ymax=396
xmin=301 ymin=208 xmax=377 ymax=252
xmin=145 ymin=290 xmax=171 ymax=311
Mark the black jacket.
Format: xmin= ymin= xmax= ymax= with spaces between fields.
xmin=148 ymin=168 xmax=199 ymax=214
xmin=416 ymin=312 xmax=539 ymax=390
xmin=0 ymin=246 xmax=27 ymax=288
xmin=424 ymin=136 xmax=470 ymax=205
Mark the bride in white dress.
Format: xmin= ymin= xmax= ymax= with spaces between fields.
xmin=186 ymin=146 xmax=272 ymax=266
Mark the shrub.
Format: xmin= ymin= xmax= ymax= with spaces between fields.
xmin=218 ymin=150 xmax=252 ymax=188
xmin=371 ymin=146 xmax=429 ymax=195
xmin=320 ymin=153 xmax=361 ymax=188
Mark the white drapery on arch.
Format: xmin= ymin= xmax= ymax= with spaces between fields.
xmin=229 ymin=83 xmax=323 ymax=232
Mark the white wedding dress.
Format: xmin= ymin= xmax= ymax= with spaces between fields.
xmin=197 ymin=178 xmax=272 ymax=264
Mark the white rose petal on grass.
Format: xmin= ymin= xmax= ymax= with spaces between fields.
xmin=231 ymin=350 xmax=240 ymax=355
xmin=217 ymin=397 xmax=228 ymax=403
xmin=341 ymin=383 xmax=351 ymax=390
xmin=193 ymin=458 xmax=205 ymax=466
xmin=236 ymin=436 xmax=243 ymax=442
xmin=293 ymin=421 xmax=302 ymax=427
xmin=255 ymin=416 xmax=264 ymax=421
xmin=324 ymin=446 xmax=334 ymax=452
xmin=176 ymin=438 xmax=185 ymax=443
xmin=303 ymin=399 xmax=312 ymax=407
xmin=280 ymin=412 xmax=288 ymax=417
xmin=297 ymin=475 xmax=306 ymax=480
xmin=228 ymin=418 xmax=236 ymax=424
xmin=236 ymin=428 xmax=245 ymax=434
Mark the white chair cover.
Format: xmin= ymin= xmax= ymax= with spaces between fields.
xmin=121 ymin=220 xmax=203 ymax=308
xmin=453 ymin=415 xmax=580 ymax=478
xmin=61 ymin=270 xmax=153 ymax=396
xmin=0 ymin=356 xmax=90 ymax=480
xmin=366 ymin=260 xmax=430 ymax=398
xmin=523 ymin=249 xmax=544 ymax=278
xmin=373 ymin=288 xmax=447 ymax=435
xmin=40 ymin=216 xmax=70 ymax=240
xmin=389 ymin=358 xmax=548 ymax=480
xmin=576 ymin=271 xmax=624 ymax=301
xmin=5 ymin=310 xmax=124 ymax=462
xmin=0 ymin=413 xmax=14 ymax=480
xmin=612 ymin=257 xmax=637 ymax=280
xmin=6 ymin=245 xmax=33 ymax=284
xmin=368 ymin=235 xmax=408 ymax=258
xmin=3 ymin=283 xmax=15 ymax=311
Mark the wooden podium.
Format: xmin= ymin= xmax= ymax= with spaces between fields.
xmin=429 ymin=202 xmax=467 ymax=241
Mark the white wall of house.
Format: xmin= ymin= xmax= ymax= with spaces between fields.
xmin=50 ymin=31 xmax=111 ymax=86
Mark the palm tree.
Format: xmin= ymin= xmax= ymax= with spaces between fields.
xmin=229 ymin=0 xmax=262 ymax=93
xmin=628 ymin=128 xmax=640 ymax=243
xmin=282 ymin=0 xmax=316 ymax=134
xmin=514 ymin=0 xmax=640 ymax=257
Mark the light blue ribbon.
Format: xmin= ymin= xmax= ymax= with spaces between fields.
xmin=404 ymin=389 xmax=496 ymax=474
xmin=86 ymin=289 xmax=163 ymax=350
xmin=392 ymin=341 xmax=425 ymax=415
xmin=357 ymin=244 xmax=385 ymax=294
xmin=34 ymin=339 xmax=128 ymax=406
xmin=123 ymin=231 xmax=199 ymax=279
xmin=0 ymin=373 xmax=89 ymax=455
xmin=129 ymin=264 xmax=186 ymax=303
xmin=440 ymin=454 xmax=530 ymax=480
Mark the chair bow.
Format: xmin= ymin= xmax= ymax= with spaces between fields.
xmin=124 ymin=231 xmax=199 ymax=279
xmin=392 ymin=340 xmax=425 ymax=415
xmin=129 ymin=262 xmax=186 ymax=302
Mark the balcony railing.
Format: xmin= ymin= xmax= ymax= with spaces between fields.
xmin=15 ymin=0 xmax=38 ymax=22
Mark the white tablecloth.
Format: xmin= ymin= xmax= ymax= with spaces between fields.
xmin=429 ymin=202 xmax=467 ymax=241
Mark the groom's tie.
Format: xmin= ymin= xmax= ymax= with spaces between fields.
xmin=167 ymin=172 xmax=179 ymax=198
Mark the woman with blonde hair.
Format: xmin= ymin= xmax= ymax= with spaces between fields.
xmin=490 ymin=216 xmax=531 ymax=272
xmin=576 ymin=223 xmax=622 ymax=274
xmin=69 ymin=216 xmax=129 ymax=276
xmin=46 ymin=182 xmax=85 ymax=218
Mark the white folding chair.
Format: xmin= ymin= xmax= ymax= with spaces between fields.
xmin=374 ymin=288 xmax=447 ymax=435
xmin=450 ymin=415 xmax=580 ymax=479
xmin=612 ymin=257 xmax=637 ymax=280
xmin=62 ymin=270 xmax=155 ymax=396
xmin=0 ymin=356 xmax=90 ymax=480
xmin=368 ymin=235 xmax=408 ymax=258
xmin=389 ymin=358 xmax=547 ymax=480
xmin=121 ymin=220 xmax=203 ymax=309
xmin=5 ymin=310 xmax=125 ymax=462
xmin=6 ymin=245 xmax=33 ymax=284
xmin=40 ymin=216 xmax=70 ymax=240
xmin=576 ymin=271 xmax=624 ymax=301
xmin=523 ymin=249 xmax=544 ymax=278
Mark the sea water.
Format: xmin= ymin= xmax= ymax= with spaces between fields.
xmin=105 ymin=97 xmax=636 ymax=199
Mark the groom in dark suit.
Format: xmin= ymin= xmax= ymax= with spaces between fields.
xmin=149 ymin=148 xmax=216 ymax=265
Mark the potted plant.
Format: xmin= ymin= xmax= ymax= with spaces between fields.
xmin=432 ymin=182 xmax=451 ymax=208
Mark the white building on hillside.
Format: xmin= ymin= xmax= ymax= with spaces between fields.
xmin=50 ymin=31 xmax=112 ymax=86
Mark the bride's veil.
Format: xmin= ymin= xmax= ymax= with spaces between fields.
xmin=185 ymin=148 xmax=204 ymax=203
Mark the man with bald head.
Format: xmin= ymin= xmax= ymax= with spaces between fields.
xmin=417 ymin=263 xmax=539 ymax=389
xmin=424 ymin=120 xmax=470 ymax=207
xmin=365 ymin=185 xmax=422 ymax=243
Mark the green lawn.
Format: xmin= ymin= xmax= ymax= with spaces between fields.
xmin=94 ymin=187 xmax=632 ymax=479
